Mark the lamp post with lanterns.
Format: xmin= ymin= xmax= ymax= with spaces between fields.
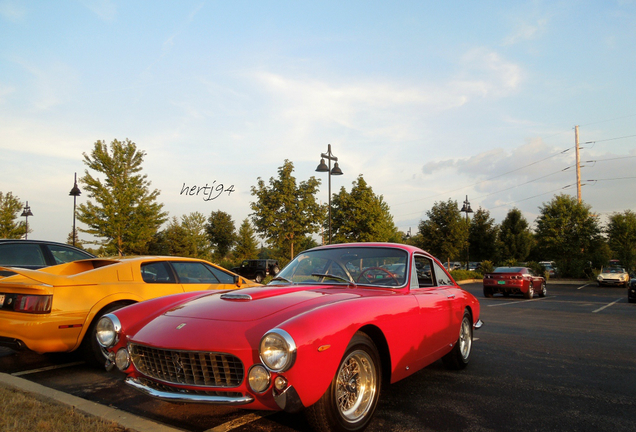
xmin=21 ymin=202 xmax=33 ymax=239
xmin=460 ymin=195 xmax=473 ymax=269
xmin=316 ymin=144 xmax=343 ymax=245
xmin=69 ymin=173 xmax=81 ymax=247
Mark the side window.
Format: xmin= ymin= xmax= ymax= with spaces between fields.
xmin=205 ymin=264 xmax=236 ymax=284
xmin=48 ymin=245 xmax=91 ymax=264
xmin=433 ymin=262 xmax=453 ymax=286
xmin=0 ymin=243 xmax=46 ymax=267
xmin=413 ymin=255 xmax=435 ymax=288
xmin=141 ymin=262 xmax=176 ymax=283
xmin=171 ymin=262 xmax=220 ymax=284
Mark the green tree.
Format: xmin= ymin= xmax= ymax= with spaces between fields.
xmin=206 ymin=210 xmax=236 ymax=260
xmin=534 ymin=194 xmax=602 ymax=277
xmin=468 ymin=207 xmax=498 ymax=263
xmin=234 ymin=218 xmax=259 ymax=261
xmin=250 ymin=160 xmax=324 ymax=259
xmin=606 ymin=210 xmax=636 ymax=273
xmin=418 ymin=199 xmax=468 ymax=263
xmin=330 ymin=175 xmax=401 ymax=243
xmin=182 ymin=212 xmax=211 ymax=259
xmin=0 ymin=191 xmax=26 ymax=239
xmin=77 ymin=139 xmax=167 ymax=255
xmin=498 ymin=208 xmax=533 ymax=263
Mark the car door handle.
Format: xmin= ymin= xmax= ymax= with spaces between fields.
xmin=447 ymin=294 xmax=455 ymax=299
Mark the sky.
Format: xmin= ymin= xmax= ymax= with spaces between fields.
xmin=1 ymin=0 xmax=635 ymax=245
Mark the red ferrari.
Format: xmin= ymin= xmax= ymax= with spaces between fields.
xmin=483 ymin=266 xmax=547 ymax=299
xmin=97 ymin=243 xmax=482 ymax=432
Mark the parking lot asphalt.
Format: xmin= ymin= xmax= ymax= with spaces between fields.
xmin=2 ymin=278 xmax=634 ymax=432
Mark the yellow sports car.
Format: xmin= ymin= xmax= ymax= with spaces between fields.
xmin=0 ymin=256 xmax=260 ymax=365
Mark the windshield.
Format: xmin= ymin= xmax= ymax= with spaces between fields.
xmin=270 ymin=246 xmax=409 ymax=287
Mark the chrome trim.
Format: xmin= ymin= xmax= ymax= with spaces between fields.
xmin=96 ymin=313 xmax=122 ymax=348
xmin=474 ymin=319 xmax=484 ymax=330
xmin=220 ymin=293 xmax=253 ymax=300
xmin=125 ymin=377 xmax=254 ymax=405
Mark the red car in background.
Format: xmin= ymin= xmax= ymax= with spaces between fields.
xmin=97 ymin=243 xmax=482 ymax=432
xmin=483 ymin=266 xmax=547 ymax=299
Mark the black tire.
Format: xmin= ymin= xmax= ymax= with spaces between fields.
xmin=80 ymin=303 xmax=129 ymax=367
xmin=483 ymin=287 xmax=493 ymax=298
xmin=270 ymin=265 xmax=280 ymax=276
xmin=523 ymin=285 xmax=534 ymax=299
xmin=255 ymin=272 xmax=264 ymax=283
xmin=539 ymin=281 xmax=547 ymax=297
xmin=442 ymin=310 xmax=473 ymax=370
xmin=306 ymin=332 xmax=381 ymax=432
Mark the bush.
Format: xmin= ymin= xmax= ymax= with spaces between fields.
xmin=450 ymin=269 xmax=483 ymax=281
xmin=480 ymin=260 xmax=495 ymax=274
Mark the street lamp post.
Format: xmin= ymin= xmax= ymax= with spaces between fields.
xmin=69 ymin=173 xmax=81 ymax=247
xmin=460 ymin=195 xmax=473 ymax=270
xmin=21 ymin=202 xmax=33 ymax=240
xmin=316 ymin=144 xmax=343 ymax=245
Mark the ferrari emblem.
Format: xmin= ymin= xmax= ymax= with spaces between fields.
xmin=176 ymin=323 xmax=187 ymax=330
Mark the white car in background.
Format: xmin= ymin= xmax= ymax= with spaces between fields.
xmin=597 ymin=266 xmax=629 ymax=287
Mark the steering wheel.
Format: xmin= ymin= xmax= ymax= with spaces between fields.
xmin=356 ymin=267 xmax=400 ymax=285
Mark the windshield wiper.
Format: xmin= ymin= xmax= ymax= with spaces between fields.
xmin=311 ymin=273 xmax=357 ymax=287
xmin=269 ymin=275 xmax=293 ymax=284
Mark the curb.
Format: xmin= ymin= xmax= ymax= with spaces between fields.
xmin=0 ymin=372 xmax=184 ymax=432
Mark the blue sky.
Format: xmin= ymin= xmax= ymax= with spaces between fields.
xmin=1 ymin=0 xmax=635 ymax=244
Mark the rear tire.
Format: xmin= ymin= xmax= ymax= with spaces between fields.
xmin=306 ymin=332 xmax=381 ymax=432
xmin=523 ymin=286 xmax=534 ymax=299
xmin=442 ymin=310 xmax=473 ymax=370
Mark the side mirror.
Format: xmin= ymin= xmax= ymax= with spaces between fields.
xmin=233 ymin=275 xmax=240 ymax=285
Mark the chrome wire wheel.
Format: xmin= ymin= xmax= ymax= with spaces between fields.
xmin=335 ymin=349 xmax=377 ymax=424
xmin=458 ymin=317 xmax=472 ymax=361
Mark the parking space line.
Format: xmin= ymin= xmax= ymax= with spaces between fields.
xmin=577 ymin=283 xmax=592 ymax=290
xmin=11 ymin=361 xmax=85 ymax=377
xmin=487 ymin=296 xmax=550 ymax=307
xmin=205 ymin=412 xmax=273 ymax=432
xmin=592 ymin=298 xmax=622 ymax=313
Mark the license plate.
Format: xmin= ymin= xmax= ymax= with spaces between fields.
xmin=497 ymin=280 xmax=506 ymax=285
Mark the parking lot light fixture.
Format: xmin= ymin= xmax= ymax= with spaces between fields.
xmin=69 ymin=173 xmax=81 ymax=247
xmin=21 ymin=202 xmax=33 ymax=240
xmin=460 ymin=196 xmax=473 ymax=269
xmin=316 ymin=144 xmax=343 ymax=245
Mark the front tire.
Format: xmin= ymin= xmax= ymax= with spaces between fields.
xmin=442 ymin=310 xmax=473 ymax=370
xmin=306 ymin=332 xmax=381 ymax=432
xmin=538 ymin=281 xmax=547 ymax=297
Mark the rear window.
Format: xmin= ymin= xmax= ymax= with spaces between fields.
xmin=0 ymin=243 xmax=46 ymax=267
xmin=494 ymin=267 xmax=524 ymax=273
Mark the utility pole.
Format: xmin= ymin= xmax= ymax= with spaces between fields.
xmin=575 ymin=125 xmax=581 ymax=203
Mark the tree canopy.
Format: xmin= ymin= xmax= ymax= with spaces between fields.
xmin=330 ymin=175 xmax=401 ymax=244
xmin=606 ymin=210 xmax=636 ymax=273
xmin=498 ymin=208 xmax=533 ymax=263
xmin=206 ymin=210 xmax=236 ymax=260
xmin=77 ymin=139 xmax=167 ymax=255
xmin=234 ymin=218 xmax=259 ymax=261
xmin=418 ymin=199 xmax=468 ymax=262
xmin=250 ymin=160 xmax=324 ymax=259
xmin=468 ymin=207 xmax=498 ymax=263
xmin=0 ymin=191 xmax=26 ymax=239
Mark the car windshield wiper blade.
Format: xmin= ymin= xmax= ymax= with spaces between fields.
xmin=270 ymin=275 xmax=293 ymax=284
xmin=311 ymin=273 xmax=357 ymax=287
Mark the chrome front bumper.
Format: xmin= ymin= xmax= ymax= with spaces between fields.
xmin=125 ymin=377 xmax=254 ymax=405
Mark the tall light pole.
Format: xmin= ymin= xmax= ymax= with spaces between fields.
xmin=21 ymin=202 xmax=33 ymax=240
xmin=316 ymin=144 xmax=343 ymax=245
xmin=69 ymin=173 xmax=81 ymax=247
xmin=460 ymin=195 xmax=473 ymax=269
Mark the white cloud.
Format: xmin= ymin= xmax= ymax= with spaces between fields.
xmin=503 ymin=18 xmax=548 ymax=46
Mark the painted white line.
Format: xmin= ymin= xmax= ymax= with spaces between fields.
xmin=577 ymin=283 xmax=592 ymax=290
xmin=487 ymin=296 xmax=549 ymax=307
xmin=592 ymin=298 xmax=622 ymax=313
xmin=205 ymin=413 xmax=273 ymax=432
xmin=11 ymin=361 xmax=86 ymax=377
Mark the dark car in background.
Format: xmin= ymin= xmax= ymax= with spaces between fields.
xmin=627 ymin=278 xmax=635 ymax=303
xmin=232 ymin=259 xmax=280 ymax=283
xmin=483 ymin=266 xmax=547 ymax=299
xmin=0 ymin=239 xmax=95 ymax=277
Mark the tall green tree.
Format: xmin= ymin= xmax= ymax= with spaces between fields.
xmin=468 ymin=207 xmax=498 ymax=263
xmin=534 ymin=194 xmax=602 ymax=277
xmin=498 ymin=208 xmax=533 ymax=263
xmin=250 ymin=160 xmax=324 ymax=259
xmin=0 ymin=191 xmax=26 ymax=239
xmin=606 ymin=210 xmax=636 ymax=272
xmin=234 ymin=218 xmax=259 ymax=261
xmin=418 ymin=199 xmax=468 ymax=262
xmin=206 ymin=210 xmax=236 ymax=260
xmin=77 ymin=139 xmax=168 ymax=255
xmin=182 ymin=212 xmax=211 ymax=259
xmin=330 ymin=175 xmax=401 ymax=244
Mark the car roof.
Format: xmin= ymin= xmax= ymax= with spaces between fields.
xmin=0 ymin=239 xmax=95 ymax=255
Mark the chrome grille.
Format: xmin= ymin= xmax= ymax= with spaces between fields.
xmin=129 ymin=344 xmax=244 ymax=387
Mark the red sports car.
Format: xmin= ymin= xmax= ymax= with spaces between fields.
xmin=97 ymin=243 xmax=482 ymax=432
xmin=483 ymin=266 xmax=547 ymax=299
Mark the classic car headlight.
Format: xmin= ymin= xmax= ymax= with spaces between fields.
xmin=597 ymin=275 xmax=603 ymax=281
xmin=96 ymin=314 xmax=122 ymax=348
xmin=248 ymin=365 xmax=271 ymax=393
xmin=259 ymin=329 xmax=297 ymax=372
xmin=115 ymin=348 xmax=130 ymax=370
